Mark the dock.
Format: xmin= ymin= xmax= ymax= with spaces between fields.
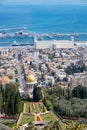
xmin=0 ymin=27 xmax=27 ymax=31
xmin=0 ymin=42 xmax=9 ymax=44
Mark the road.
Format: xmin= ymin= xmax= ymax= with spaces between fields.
xmin=15 ymin=50 xmax=25 ymax=92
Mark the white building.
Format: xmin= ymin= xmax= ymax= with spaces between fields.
xmin=35 ymin=37 xmax=74 ymax=50
xmin=56 ymin=70 xmax=66 ymax=80
xmin=45 ymin=76 xmax=55 ymax=85
xmin=0 ymin=48 xmax=9 ymax=56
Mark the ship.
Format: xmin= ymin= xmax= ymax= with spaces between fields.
xmin=12 ymin=41 xmax=33 ymax=46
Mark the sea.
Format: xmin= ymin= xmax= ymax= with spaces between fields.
xmin=0 ymin=4 xmax=87 ymax=47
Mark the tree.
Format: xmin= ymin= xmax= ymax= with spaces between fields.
xmin=65 ymin=62 xmax=85 ymax=75
xmin=55 ymin=77 xmax=60 ymax=83
xmin=43 ymin=120 xmax=65 ymax=130
xmin=43 ymin=91 xmax=53 ymax=111
xmin=0 ymin=93 xmax=3 ymax=113
xmin=13 ymin=54 xmax=15 ymax=58
xmin=26 ymin=122 xmax=37 ymax=130
xmin=66 ymin=121 xmax=84 ymax=130
xmin=52 ymin=85 xmax=64 ymax=99
xmin=33 ymin=86 xmax=42 ymax=102
xmin=8 ymin=75 xmax=13 ymax=79
xmin=44 ymin=100 xmax=53 ymax=110
xmin=63 ymin=77 xmax=68 ymax=82
xmin=72 ymin=85 xmax=87 ymax=99
xmin=52 ymin=120 xmax=65 ymax=130
xmin=3 ymin=83 xmax=22 ymax=116
xmin=30 ymin=61 xmax=33 ymax=66
xmin=15 ymin=69 xmax=18 ymax=74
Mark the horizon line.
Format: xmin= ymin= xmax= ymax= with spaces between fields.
xmin=1 ymin=2 xmax=87 ymax=5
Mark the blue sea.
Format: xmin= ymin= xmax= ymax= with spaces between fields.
xmin=0 ymin=4 xmax=87 ymax=46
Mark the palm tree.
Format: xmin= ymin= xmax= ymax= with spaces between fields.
xmin=43 ymin=120 xmax=65 ymax=130
xmin=43 ymin=125 xmax=50 ymax=130
xmin=26 ymin=122 xmax=37 ymax=130
xmin=52 ymin=120 xmax=66 ymax=130
xmin=55 ymin=121 xmax=62 ymax=130
xmin=66 ymin=121 xmax=84 ymax=130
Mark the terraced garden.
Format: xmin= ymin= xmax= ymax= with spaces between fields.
xmin=20 ymin=114 xmax=34 ymax=125
xmin=18 ymin=102 xmax=58 ymax=127
xmin=25 ymin=102 xmax=47 ymax=113
xmin=41 ymin=112 xmax=57 ymax=122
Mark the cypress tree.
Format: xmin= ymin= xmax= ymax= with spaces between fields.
xmin=33 ymin=86 xmax=42 ymax=102
xmin=0 ymin=93 xmax=3 ymax=113
xmin=4 ymin=83 xmax=21 ymax=116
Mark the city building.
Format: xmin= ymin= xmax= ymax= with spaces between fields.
xmin=35 ymin=37 xmax=74 ymax=50
xmin=69 ymin=74 xmax=87 ymax=88
xmin=0 ymin=48 xmax=9 ymax=56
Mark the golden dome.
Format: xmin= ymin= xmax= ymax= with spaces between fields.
xmin=1 ymin=76 xmax=9 ymax=85
xmin=26 ymin=75 xmax=36 ymax=83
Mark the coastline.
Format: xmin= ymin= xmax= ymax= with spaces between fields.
xmin=0 ymin=31 xmax=87 ymax=47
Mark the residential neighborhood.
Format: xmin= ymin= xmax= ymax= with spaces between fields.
xmin=0 ymin=45 xmax=87 ymax=97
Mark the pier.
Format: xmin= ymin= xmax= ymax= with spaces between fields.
xmin=0 ymin=42 xmax=9 ymax=44
xmin=0 ymin=30 xmax=87 ymax=39
xmin=0 ymin=27 xmax=27 ymax=31
xmin=0 ymin=27 xmax=87 ymax=47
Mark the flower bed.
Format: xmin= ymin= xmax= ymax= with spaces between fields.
xmin=35 ymin=115 xmax=42 ymax=121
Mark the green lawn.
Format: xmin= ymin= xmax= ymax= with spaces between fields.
xmin=39 ymin=104 xmax=46 ymax=113
xmin=20 ymin=114 xmax=34 ymax=125
xmin=41 ymin=112 xmax=57 ymax=122
xmin=25 ymin=103 xmax=46 ymax=113
xmin=26 ymin=104 xmax=30 ymax=113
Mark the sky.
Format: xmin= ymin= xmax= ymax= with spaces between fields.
xmin=0 ymin=0 xmax=87 ymax=5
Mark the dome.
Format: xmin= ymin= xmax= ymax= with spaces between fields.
xmin=1 ymin=76 xmax=9 ymax=84
xmin=26 ymin=75 xmax=36 ymax=83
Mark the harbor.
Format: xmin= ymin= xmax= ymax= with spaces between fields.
xmin=0 ymin=27 xmax=87 ymax=47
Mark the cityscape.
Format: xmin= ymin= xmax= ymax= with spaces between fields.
xmin=0 ymin=0 xmax=87 ymax=130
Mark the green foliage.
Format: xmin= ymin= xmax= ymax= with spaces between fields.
xmin=0 ymin=93 xmax=3 ymax=112
xmin=48 ymin=53 xmax=55 ymax=60
xmin=63 ymin=77 xmax=68 ymax=82
xmin=27 ymin=122 xmax=38 ymax=130
xmin=33 ymin=86 xmax=42 ymax=102
xmin=0 ymin=121 xmax=16 ymax=128
xmin=15 ymin=69 xmax=18 ymax=74
xmin=50 ymin=85 xmax=64 ymax=99
xmin=41 ymin=113 xmax=56 ymax=122
xmin=72 ymin=85 xmax=87 ymax=99
xmin=25 ymin=103 xmax=46 ymax=113
xmin=43 ymin=91 xmax=53 ymax=110
xmin=53 ymin=98 xmax=87 ymax=118
xmin=66 ymin=121 xmax=85 ymax=130
xmin=65 ymin=62 xmax=85 ymax=75
xmin=43 ymin=120 xmax=65 ymax=130
xmin=21 ymin=114 xmax=34 ymax=125
xmin=8 ymin=75 xmax=13 ymax=79
xmin=43 ymin=84 xmax=87 ymax=118
xmin=3 ymin=83 xmax=22 ymax=116
xmin=44 ymin=100 xmax=53 ymax=110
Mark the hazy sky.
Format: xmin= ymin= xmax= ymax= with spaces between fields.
xmin=1 ymin=0 xmax=87 ymax=5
